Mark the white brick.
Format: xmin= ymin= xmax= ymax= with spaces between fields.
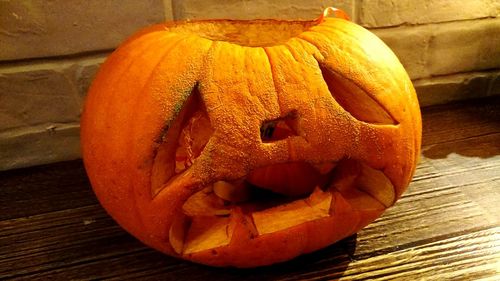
xmin=0 ymin=123 xmax=80 ymax=171
xmin=0 ymin=65 xmax=80 ymax=131
xmin=373 ymin=18 xmax=500 ymax=79
xmin=427 ymin=19 xmax=500 ymax=77
xmin=163 ymin=0 xmax=174 ymax=21
xmin=70 ymin=57 xmax=106 ymax=99
xmin=0 ymin=0 xmax=165 ymax=61
xmin=414 ymin=71 xmax=500 ymax=107
xmin=373 ymin=26 xmax=430 ymax=79
xmin=358 ymin=0 xmax=499 ymax=28
xmin=0 ymin=54 xmax=105 ymax=171
xmin=0 ymin=55 xmax=106 ymax=131
xmin=172 ymin=0 xmax=354 ymax=20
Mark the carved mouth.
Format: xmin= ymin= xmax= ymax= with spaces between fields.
xmin=170 ymin=159 xmax=395 ymax=255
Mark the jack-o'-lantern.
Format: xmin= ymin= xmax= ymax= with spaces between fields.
xmin=81 ymin=8 xmax=421 ymax=267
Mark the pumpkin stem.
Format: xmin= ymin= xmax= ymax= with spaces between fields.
xmin=317 ymin=7 xmax=350 ymax=23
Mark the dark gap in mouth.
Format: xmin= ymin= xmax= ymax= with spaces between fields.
xmin=238 ymin=182 xmax=302 ymax=213
xmin=241 ymin=160 xmax=339 ymax=213
xmin=182 ymin=161 xmax=339 ymax=217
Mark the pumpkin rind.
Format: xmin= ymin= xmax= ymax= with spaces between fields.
xmin=81 ymin=12 xmax=421 ymax=268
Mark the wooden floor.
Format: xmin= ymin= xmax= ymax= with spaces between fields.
xmin=1 ymin=97 xmax=499 ymax=280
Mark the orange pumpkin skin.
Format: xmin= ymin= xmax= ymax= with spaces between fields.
xmin=81 ymin=10 xmax=422 ymax=268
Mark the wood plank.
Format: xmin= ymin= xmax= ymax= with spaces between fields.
xmin=0 ymin=206 xmax=114 ymax=260
xmin=285 ymin=227 xmax=500 ymax=281
xmin=348 ymin=227 xmax=500 ymax=280
xmin=0 ymin=206 xmax=141 ymax=279
xmin=8 ymin=235 xmax=352 ymax=281
xmin=421 ymin=96 xmax=500 ymax=146
xmin=0 ymin=160 xmax=95 ymax=221
xmin=0 ymin=204 xmax=104 ymax=237
xmin=10 ymin=250 xmax=185 ymax=281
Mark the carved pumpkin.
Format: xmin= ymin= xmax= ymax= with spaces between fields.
xmin=81 ymin=8 xmax=421 ymax=267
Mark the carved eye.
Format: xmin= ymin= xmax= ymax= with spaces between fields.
xmin=151 ymin=87 xmax=214 ymax=196
xmin=320 ymin=65 xmax=398 ymax=125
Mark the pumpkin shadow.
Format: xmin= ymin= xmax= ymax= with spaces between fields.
xmin=421 ymin=96 xmax=500 ymax=160
xmin=179 ymin=235 xmax=357 ymax=281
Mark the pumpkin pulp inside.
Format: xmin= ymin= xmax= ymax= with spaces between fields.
xmin=162 ymin=92 xmax=396 ymax=256
xmin=169 ymin=19 xmax=318 ymax=47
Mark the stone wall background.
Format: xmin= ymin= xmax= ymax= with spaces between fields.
xmin=1 ymin=0 xmax=499 ymax=170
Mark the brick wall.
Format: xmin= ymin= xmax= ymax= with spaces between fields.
xmin=1 ymin=0 xmax=499 ymax=170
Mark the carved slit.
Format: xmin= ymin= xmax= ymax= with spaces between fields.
xmin=151 ymin=86 xmax=214 ymax=197
xmin=320 ymin=65 xmax=398 ymax=125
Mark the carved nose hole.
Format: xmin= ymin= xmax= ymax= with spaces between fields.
xmin=260 ymin=111 xmax=299 ymax=142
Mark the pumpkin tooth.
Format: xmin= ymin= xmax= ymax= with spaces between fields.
xmin=183 ymin=216 xmax=232 ymax=254
xmin=251 ymin=187 xmax=333 ymax=235
xmin=213 ymin=181 xmax=251 ymax=203
xmin=331 ymin=160 xmax=395 ymax=209
xmin=169 ymin=214 xmax=189 ymax=254
xmin=182 ymin=186 xmax=229 ymax=216
xmin=356 ymin=164 xmax=395 ymax=208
